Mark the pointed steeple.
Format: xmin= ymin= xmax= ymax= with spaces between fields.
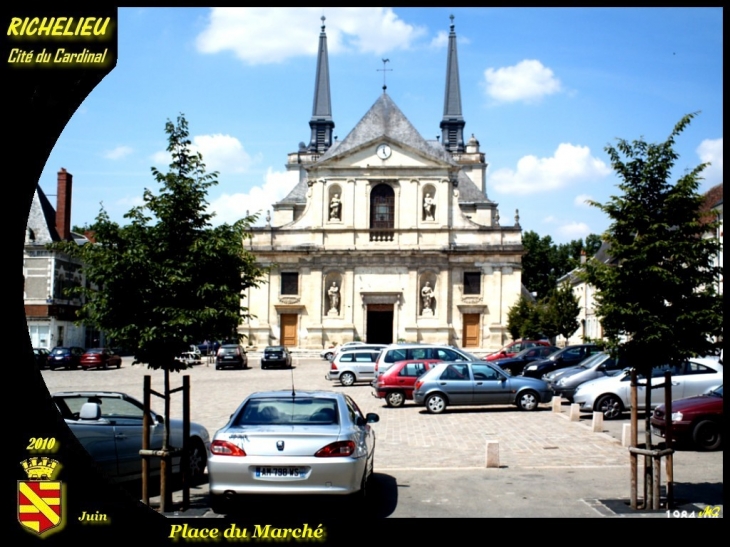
xmin=440 ymin=14 xmax=465 ymax=154
xmin=308 ymin=16 xmax=335 ymax=153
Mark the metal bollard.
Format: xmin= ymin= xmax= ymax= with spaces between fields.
xmin=485 ymin=440 xmax=499 ymax=468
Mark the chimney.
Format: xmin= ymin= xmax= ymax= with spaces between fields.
xmin=580 ymin=250 xmax=587 ymax=265
xmin=56 ymin=168 xmax=73 ymax=241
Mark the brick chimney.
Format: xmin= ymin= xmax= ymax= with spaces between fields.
xmin=56 ymin=168 xmax=73 ymax=241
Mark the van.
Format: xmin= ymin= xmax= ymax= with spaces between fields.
xmin=373 ymin=344 xmax=479 ymax=378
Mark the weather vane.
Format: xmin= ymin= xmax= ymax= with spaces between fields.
xmin=377 ymin=58 xmax=392 ymax=92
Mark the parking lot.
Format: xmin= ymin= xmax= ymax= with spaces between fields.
xmin=41 ymin=356 xmax=723 ymax=518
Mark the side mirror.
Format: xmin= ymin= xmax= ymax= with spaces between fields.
xmin=365 ymin=413 xmax=380 ymax=424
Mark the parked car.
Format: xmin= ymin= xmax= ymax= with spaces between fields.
xmin=48 ymin=346 xmax=85 ymax=370
xmin=413 ymin=361 xmax=554 ymax=414
xmin=215 ymin=344 xmax=248 ymax=370
xmin=483 ymin=340 xmax=551 ymax=362
xmin=651 ymin=385 xmax=723 ymax=451
xmin=207 ymin=390 xmax=379 ymax=514
xmin=261 ymin=346 xmax=293 ymax=369
xmin=374 ymin=344 xmax=479 ymax=378
xmin=371 ymin=359 xmax=441 ymax=407
xmin=178 ymin=345 xmax=202 ymax=366
xmin=197 ymin=341 xmax=222 ymax=356
xmin=492 ymin=345 xmax=559 ymax=376
xmin=327 ymin=349 xmax=383 ymax=386
xmin=80 ymin=348 xmax=122 ymax=370
xmin=320 ymin=341 xmax=364 ymax=361
xmin=52 ymin=391 xmax=210 ymax=484
xmin=33 ymin=347 xmax=50 ymax=369
xmin=330 ymin=344 xmax=388 ymax=363
xmin=573 ymin=358 xmax=723 ymax=420
xmin=521 ymin=344 xmax=604 ymax=378
xmin=547 ymin=352 xmax=627 ymax=402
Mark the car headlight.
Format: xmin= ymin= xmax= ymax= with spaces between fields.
xmin=556 ymin=377 xmax=567 ymax=386
xmin=671 ymin=411 xmax=684 ymax=422
xmin=526 ymin=365 xmax=538 ymax=371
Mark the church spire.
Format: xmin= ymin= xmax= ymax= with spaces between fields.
xmin=440 ymin=14 xmax=465 ymax=154
xmin=308 ymin=16 xmax=335 ymax=153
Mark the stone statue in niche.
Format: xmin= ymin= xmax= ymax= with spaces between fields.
xmin=423 ymin=193 xmax=435 ymax=221
xmin=327 ymin=282 xmax=340 ymax=314
xmin=421 ymin=281 xmax=434 ymax=316
xmin=329 ymin=194 xmax=342 ymax=221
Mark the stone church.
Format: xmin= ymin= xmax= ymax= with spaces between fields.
xmin=244 ymin=18 xmax=523 ymax=351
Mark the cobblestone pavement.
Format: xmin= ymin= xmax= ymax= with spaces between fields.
xmin=42 ymin=357 xmax=629 ymax=470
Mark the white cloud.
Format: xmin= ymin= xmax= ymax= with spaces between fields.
xmin=696 ymin=138 xmax=723 ymax=185
xmin=208 ymin=168 xmax=296 ymax=225
xmin=574 ymin=194 xmax=593 ymax=207
xmin=103 ymin=146 xmax=133 ymax=160
xmin=543 ymin=215 xmax=556 ymax=223
xmin=483 ymin=59 xmax=562 ymax=103
xmin=491 ymin=143 xmax=611 ymax=195
xmin=556 ymin=221 xmax=591 ymax=240
xmin=429 ymin=30 xmax=448 ymax=49
xmin=196 ymin=8 xmax=427 ymax=64
xmin=151 ymin=134 xmax=252 ymax=174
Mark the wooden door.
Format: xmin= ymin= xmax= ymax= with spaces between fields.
xmin=462 ymin=314 xmax=480 ymax=348
xmin=281 ymin=314 xmax=298 ymax=347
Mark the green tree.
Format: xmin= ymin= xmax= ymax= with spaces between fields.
xmin=582 ymin=113 xmax=723 ymax=503
xmin=53 ymin=114 xmax=266 ymax=506
xmin=506 ymin=296 xmax=544 ymax=340
xmin=542 ymin=281 xmax=581 ymax=342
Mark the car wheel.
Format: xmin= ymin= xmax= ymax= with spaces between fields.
xmin=324 ymin=352 xmax=334 ymax=361
xmin=596 ymin=394 xmax=624 ymax=420
xmin=188 ymin=438 xmax=208 ymax=484
xmin=385 ymin=391 xmax=405 ymax=408
xmin=516 ymin=390 xmax=539 ymax=411
xmin=340 ymin=372 xmax=356 ymax=387
xmin=425 ymin=393 xmax=447 ymax=414
xmin=692 ymin=419 xmax=722 ymax=451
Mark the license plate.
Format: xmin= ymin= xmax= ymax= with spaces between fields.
xmin=255 ymin=467 xmax=301 ymax=478
xmin=224 ymin=356 xmax=234 ymax=360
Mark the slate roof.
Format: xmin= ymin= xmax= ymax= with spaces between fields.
xmin=317 ymin=93 xmax=458 ymax=166
xmin=26 ymin=186 xmax=61 ymax=245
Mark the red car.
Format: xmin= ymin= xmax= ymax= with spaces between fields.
xmin=80 ymin=348 xmax=122 ymax=370
xmin=483 ymin=340 xmax=551 ymax=361
xmin=372 ymin=359 xmax=441 ymax=407
xmin=650 ymin=385 xmax=723 ymax=451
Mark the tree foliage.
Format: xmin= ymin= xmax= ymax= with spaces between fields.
xmin=54 ymin=114 xmax=266 ymax=373
xmin=522 ymin=230 xmax=601 ymax=299
xmin=582 ymin=113 xmax=723 ymax=372
xmin=542 ymin=281 xmax=581 ymax=342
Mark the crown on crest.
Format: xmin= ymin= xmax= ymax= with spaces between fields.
xmin=21 ymin=457 xmax=60 ymax=480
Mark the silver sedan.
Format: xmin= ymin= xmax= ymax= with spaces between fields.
xmin=207 ymin=390 xmax=379 ymax=514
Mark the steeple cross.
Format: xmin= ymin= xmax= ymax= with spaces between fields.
xmin=377 ymin=58 xmax=392 ymax=92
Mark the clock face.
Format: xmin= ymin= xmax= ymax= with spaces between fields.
xmin=376 ymin=143 xmax=392 ymax=159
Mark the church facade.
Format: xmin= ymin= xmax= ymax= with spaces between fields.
xmin=243 ymin=19 xmax=523 ymax=351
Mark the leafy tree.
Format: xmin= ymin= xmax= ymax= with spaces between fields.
xmin=542 ymin=281 xmax=581 ymax=342
xmin=506 ymin=296 xmax=544 ymax=340
xmin=522 ymin=230 xmax=602 ymax=299
xmin=582 ymin=113 xmax=723 ymax=502
xmin=53 ymin=114 xmax=266 ymax=505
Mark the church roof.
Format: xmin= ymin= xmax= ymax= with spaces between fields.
xmin=26 ymin=186 xmax=62 ymax=245
xmin=316 ymin=93 xmax=458 ymax=166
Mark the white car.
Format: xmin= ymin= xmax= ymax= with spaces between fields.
xmin=320 ymin=341 xmax=364 ymax=361
xmin=326 ymin=349 xmax=382 ymax=386
xmin=573 ymin=358 xmax=723 ymax=419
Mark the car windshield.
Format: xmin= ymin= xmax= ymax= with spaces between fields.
xmin=578 ymin=352 xmax=607 ymax=369
xmin=266 ymin=347 xmax=284 ymax=351
xmin=86 ymin=348 xmax=104 ymax=354
xmin=233 ymin=397 xmax=339 ymax=426
xmin=709 ymin=385 xmax=723 ymax=397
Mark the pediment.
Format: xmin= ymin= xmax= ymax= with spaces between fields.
xmin=315 ymin=138 xmax=454 ymax=170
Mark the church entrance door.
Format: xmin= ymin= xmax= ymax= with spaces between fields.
xmin=462 ymin=314 xmax=480 ymax=347
xmin=280 ymin=314 xmax=298 ymax=347
xmin=366 ymin=304 xmax=393 ymax=344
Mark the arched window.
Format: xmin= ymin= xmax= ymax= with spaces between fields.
xmin=370 ymin=184 xmax=394 ymax=241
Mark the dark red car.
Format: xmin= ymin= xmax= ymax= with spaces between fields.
xmin=372 ymin=359 xmax=441 ymax=407
xmin=651 ymin=385 xmax=723 ymax=451
xmin=80 ymin=348 xmax=122 ymax=370
xmin=483 ymin=340 xmax=551 ymax=362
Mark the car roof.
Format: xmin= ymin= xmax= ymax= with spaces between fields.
xmin=246 ymin=390 xmax=343 ymax=400
xmin=52 ymin=391 xmax=128 ymax=398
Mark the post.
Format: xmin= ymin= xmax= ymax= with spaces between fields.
xmin=664 ymin=371 xmax=674 ymax=508
xmin=630 ymin=368 xmax=638 ymax=510
xmin=142 ymin=375 xmax=151 ymax=506
xmin=182 ymin=375 xmax=190 ymax=509
xmin=485 ymin=440 xmax=499 ymax=468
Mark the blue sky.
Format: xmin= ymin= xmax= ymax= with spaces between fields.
xmin=38 ymin=7 xmax=723 ymax=244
